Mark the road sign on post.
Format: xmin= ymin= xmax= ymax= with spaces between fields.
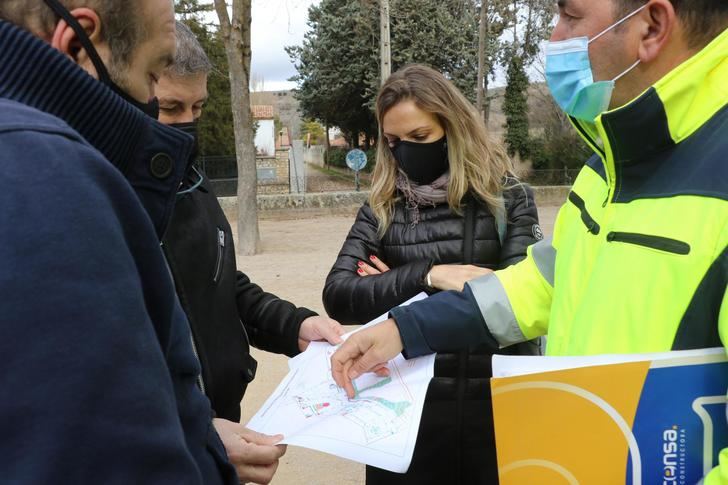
xmin=346 ymin=149 xmax=368 ymax=192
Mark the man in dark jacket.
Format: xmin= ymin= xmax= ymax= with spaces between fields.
xmin=159 ymin=21 xmax=345 ymax=484
xmin=0 ymin=1 xmax=239 ymax=483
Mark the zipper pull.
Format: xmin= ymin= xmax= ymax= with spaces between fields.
xmin=218 ymin=229 xmax=225 ymax=247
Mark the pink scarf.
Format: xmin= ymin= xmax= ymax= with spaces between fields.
xmin=395 ymin=171 xmax=450 ymax=226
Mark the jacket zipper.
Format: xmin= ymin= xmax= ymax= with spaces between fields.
xmin=213 ymin=228 xmax=225 ymax=283
xmin=607 ymin=232 xmax=691 ymax=255
xmin=572 ymin=118 xmax=614 ymax=205
xmin=568 ymin=192 xmax=601 ymax=235
xmin=454 ymin=201 xmax=476 ymax=485
xmin=189 ymin=333 xmax=207 ymax=394
xmin=572 ymin=118 xmax=606 ymax=159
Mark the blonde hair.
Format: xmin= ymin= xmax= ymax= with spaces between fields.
xmin=370 ymin=64 xmax=515 ymax=237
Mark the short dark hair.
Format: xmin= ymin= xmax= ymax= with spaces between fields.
xmin=616 ymin=0 xmax=728 ymax=49
xmin=0 ymin=0 xmax=143 ymax=66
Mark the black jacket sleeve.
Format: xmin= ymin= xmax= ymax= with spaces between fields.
xmin=499 ymin=183 xmax=540 ymax=268
xmin=236 ymin=271 xmax=317 ymax=357
xmin=323 ymin=204 xmax=433 ymax=325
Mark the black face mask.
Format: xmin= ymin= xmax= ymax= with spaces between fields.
xmin=42 ymin=0 xmax=160 ymax=119
xmin=170 ymin=121 xmax=199 ymax=161
xmin=391 ymin=136 xmax=449 ymax=186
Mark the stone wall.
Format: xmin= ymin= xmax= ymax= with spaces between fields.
xmin=217 ymin=186 xmax=571 ymax=220
xmin=218 ymin=191 xmax=369 ymax=220
xmin=531 ymin=186 xmax=571 ymax=207
xmin=256 ymin=148 xmax=290 ymax=195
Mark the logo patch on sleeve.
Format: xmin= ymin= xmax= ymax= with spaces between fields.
xmin=532 ymin=224 xmax=544 ymax=240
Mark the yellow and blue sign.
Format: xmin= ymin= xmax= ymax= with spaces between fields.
xmin=491 ymin=352 xmax=728 ymax=484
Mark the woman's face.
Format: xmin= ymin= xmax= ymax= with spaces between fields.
xmin=382 ymin=100 xmax=445 ymax=148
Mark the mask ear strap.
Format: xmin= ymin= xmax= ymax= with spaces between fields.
xmin=613 ymin=58 xmax=641 ymax=83
xmin=42 ymin=0 xmax=112 ymax=85
xmin=589 ymin=4 xmax=648 ymax=44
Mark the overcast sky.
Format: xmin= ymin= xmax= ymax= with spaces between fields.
xmin=225 ymin=0 xmax=541 ymax=92
xmin=250 ymin=0 xmax=320 ymax=92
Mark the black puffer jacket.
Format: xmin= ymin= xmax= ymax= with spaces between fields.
xmin=163 ymin=169 xmax=316 ymax=422
xmin=323 ymin=184 xmax=542 ymax=485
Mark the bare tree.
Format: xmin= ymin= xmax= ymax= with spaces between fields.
xmin=213 ymin=0 xmax=260 ymax=256
xmin=380 ymin=0 xmax=391 ymax=84
xmin=324 ymin=122 xmax=331 ymax=166
xmin=476 ymin=0 xmax=489 ymax=122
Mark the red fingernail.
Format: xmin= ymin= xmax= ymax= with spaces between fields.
xmin=357 ymin=261 xmax=363 ymax=267
xmin=357 ymin=269 xmax=364 ymax=274
xmin=370 ymin=255 xmax=377 ymax=261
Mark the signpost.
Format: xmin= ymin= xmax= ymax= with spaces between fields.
xmin=346 ymin=149 xmax=368 ymax=192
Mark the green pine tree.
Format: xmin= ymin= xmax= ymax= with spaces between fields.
xmin=174 ymin=0 xmax=235 ymax=157
xmin=503 ymin=54 xmax=530 ymax=159
xmin=288 ymin=0 xmax=484 ymax=144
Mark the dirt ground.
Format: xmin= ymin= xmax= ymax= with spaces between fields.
xmin=231 ymin=205 xmax=559 ymax=485
xmin=305 ymin=168 xmax=366 ymax=193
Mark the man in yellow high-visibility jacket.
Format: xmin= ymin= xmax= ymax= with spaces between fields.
xmin=331 ymin=0 xmax=728 ymax=482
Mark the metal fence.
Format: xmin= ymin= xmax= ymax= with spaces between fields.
xmin=198 ymin=155 xmax=237 ymax=180
xmin=196 ymin=156 xmax=235 ymax=197
xmin=199 ymin=155 xmax=370 ymax=196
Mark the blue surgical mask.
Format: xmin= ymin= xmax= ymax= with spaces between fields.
xmin=545 ymin=5 xmax=647 ymax=122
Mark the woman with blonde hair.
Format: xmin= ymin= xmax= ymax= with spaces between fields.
xmin=323 ymin=64 xmax=542 ymax=484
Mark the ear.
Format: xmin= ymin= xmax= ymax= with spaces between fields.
xmin=49 ymin=8 xmax=107 ymax=77
xmin=637 ymin=0 xmax=677 ymax=63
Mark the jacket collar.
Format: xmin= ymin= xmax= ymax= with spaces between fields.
xmin=0 ymin=20 xmax=193 ymax=238
xmin=572 ymin=27 xmax=728 ymax=182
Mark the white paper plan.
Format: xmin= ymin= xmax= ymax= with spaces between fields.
xmin=246 ymin=293 xmax=434 ymax=473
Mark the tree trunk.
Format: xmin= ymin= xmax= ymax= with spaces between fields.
xmin=524 ymin=0 xmax=534 ymax=56
xmin=512 ymin=0 xmax=518 ymax=45
xmin=476 ymin=0 xmax=489 ymax=122
xmin=484 ymin=73 xmax=491 ymax=124
xmin=324 ymin=122 xmax=330 ymax=166
xmin=380 ymin=0 xmax=391 ymax=84
xmin=214 ymin=0 xmax=260 ymax=256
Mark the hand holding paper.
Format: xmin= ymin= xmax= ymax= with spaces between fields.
xmin=297 ymin=315 xmax=345 ymax=352
xmin=212 ymin=418 xmax=286 ymax=485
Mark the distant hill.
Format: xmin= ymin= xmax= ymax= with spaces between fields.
xmin=251 ymin=84 xmax=558 ymax=148
xmin=485 ymin=83 xmax=554 ymax=139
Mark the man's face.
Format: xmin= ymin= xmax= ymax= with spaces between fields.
xmin=114 ymin=0 xmax=177 ymax=103
xmin=552 ymin=0 xmax=645 ymax=106
xmin=157 ymin=72 xmax=209 ymax=124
